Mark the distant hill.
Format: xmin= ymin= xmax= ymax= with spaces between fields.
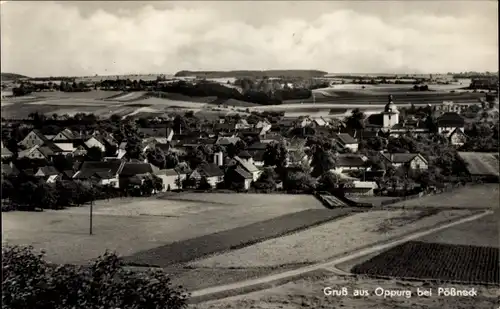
xmin=1 ymin=73 xmax=29 ymax=81
xmin=174 ymin=70 xmax=328 ymax=78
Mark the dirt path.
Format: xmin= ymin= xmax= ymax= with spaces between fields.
xmin=190 ymin=210 xmax=491 ymax=298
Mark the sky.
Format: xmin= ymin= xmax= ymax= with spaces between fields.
xmin=1 ymin=1 xmax=498 ymax=77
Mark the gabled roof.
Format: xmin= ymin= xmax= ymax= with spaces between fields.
xmin=233 ymin=156 xmax=260 ymax=173
xmin=196 ymin=162 xmax=224 ymax=177
xmin=62 ymin=170 xmax=75 ymax=178
xmin=36 ymin=166 xmax=59 ymax=176
xmin=381 ymin=153 xmax=427 ymax=164
xmin=237 ymin=150 xmax=252 ymax=159
xmin=249 ymin=149 xmax=265 ymax=162
xmin=234 ymin=165 xmax=253 ymax=179
xmin=18 ymin=145 xmax=47 ymax=158
xmin=335 ymin=133 xmax=357 ymax=145
xmin=437 ymin=112 xmax=465 ymax=127
xmin=1 ymin=163 xmax=19 ymax=176
xmin=215 ymin=136 xmax=241 ymax=145
xmin=119 ymin=162 xmax=153 ymax=176
xmin=138 ymin=127 xmax=167 ymax=138
xmin=76 ymin=160 xmax=124 ymax=179
xmin=288 ymin=149 xmax=307 ymax=163
xmin=248 ymin=142 xmax=268 ymax=150
xmin=336 ymin=154 xmax=366 ymax=167
xmin=54 ymin=128 xmax=79 ymax=140
xmin=30 ymin=129 xmax=50 ymax=142
xmin=1 ymin=146 xmax=13 ymax=157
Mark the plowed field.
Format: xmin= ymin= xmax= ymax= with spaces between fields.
xmin=352 ymin=241 xmax=499 ymax=284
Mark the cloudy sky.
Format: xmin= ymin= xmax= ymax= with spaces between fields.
xmin=1 ymin=1 xmax=498 ymax=77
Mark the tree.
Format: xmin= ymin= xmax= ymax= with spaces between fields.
xmin=310 ymin=145 xmax=336 ymax=178
xmin=346 ymin=109 xmax=366 ymax=138
xmin=175 ymin=176 xmax=182 ymax=191
xmin=283 ymin=170 xmax=315 ymax=193
xmin=125 ymin=137 xmax=143 ymax=160
xmin=2 ymin=246 xmax=189 ymax=309
xmin=86 ymin=146 xmax=103 ymax=161
xmin=141 ymin=177 xmax=154 ymax=196
xmin=253 ymin=167 xmax=277 ymax=191
xmin=263 ymin=142 xmax=288 ymax=170
xmin=146 ymin=148 xmax=166 ymax=169
xmin=151 ymin=174 xmax=164 ymax=193
xmin=197 ymin=176 xmax=212 ymax=190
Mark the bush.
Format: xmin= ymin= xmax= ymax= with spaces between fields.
xmin=2 ymin=245 xmax=189 ymax=309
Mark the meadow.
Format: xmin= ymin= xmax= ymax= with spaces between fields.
xmin=1 ymin=193 xmax=326 ymax=265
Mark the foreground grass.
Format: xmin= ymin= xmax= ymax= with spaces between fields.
xmin=190 ymin=210 xmax=474 ymax=268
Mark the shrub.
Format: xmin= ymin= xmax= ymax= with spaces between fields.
xmin=2 ymin=245 xmax=189 ymax=309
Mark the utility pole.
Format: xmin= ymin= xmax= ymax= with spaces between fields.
xmin=89 ymin=198 xmax=94 ymax=235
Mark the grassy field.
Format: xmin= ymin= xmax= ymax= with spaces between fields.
xmin=351 ymin=241 xmax=499 ymax=284
xmin=192 ymin=275 xmax=499 ymax=309
xmin=123 ymin=208 xmax=353 ymax=267
xmin=190 ymin=209 xmax=474 ymax=268
xmin=1 ymin=193 xmax=325 ymax=264
xmin=388 ymin=184 xmax=499 ymax=209
xmin=418 ymin=208 xmax=499 ymax=248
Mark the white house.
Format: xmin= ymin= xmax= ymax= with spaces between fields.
xmin=381 ymin=153 xmax=429 ymax=170
xmin=335 ymin=133 xmax=359 ymax=153
xmin=85 ymin=136 xmax=107 ymax=153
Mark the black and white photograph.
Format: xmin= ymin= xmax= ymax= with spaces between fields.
xmin=1 ymin=1 xmax=499 ymax=308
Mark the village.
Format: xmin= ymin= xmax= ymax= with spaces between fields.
xmin=1 ymin=92 xmax=498 ymax=211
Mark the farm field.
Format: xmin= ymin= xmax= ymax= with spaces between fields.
xmin=388 ymin=184 xmax=499 ymax=209
xmin=457 ymin=152 xmax=499 ymax=177
xmin=123 ymin=208 xmax=353 ymax=267
xmin=1 ymin=193 xmax=326 ymax=264
xmin=418 ymin=208 xmax=499 ymax=248
xmin=192 ymin=274 xmax=499 ymax=309
xmin=189 ymin=209 xmax=475 ymax=268
xmin=31 ymin=90 xmax=123 ymax=100
xmin=351 ymin=241 xmax=499 ymax=284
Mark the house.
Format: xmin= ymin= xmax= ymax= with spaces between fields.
xmin=85 ymin=136 xmax=107 ymax=153
xmin=190 ymin=163 xmax=224 ymax=188
xmin=18 ymin=145 xmax=55 ymax=160
xmin=448 ymin=127 xmax=468 ymax=146
xmin=1 ymin=142 xmax=13 ymax=159
xmin=312 ymin=117 xmax=329 ymax=127
xmin=226 ymin=165 xmax=253 ymax=190
xmin=381 ymin=153 xmax=428 ymax=170
xmin=154 ymin=168 xmax=180 ymax=191
xmin=18 ymin=129 xmax=50 ymax=148
xmin=231 ymin=156 xmax=262 ymax=181
xmin=235 ymin=119 xmax=251 ymax=130
xmin=436 ymin=112 xmax=465 ymax=136
xmin=35 ymin=166 xmax=60 ymax=177
xmin=73 ymin=160 xmax=124 ymax=188
xmin=118 ymin=162 xmax=155 ymax=188
xmin=72 ymin=145 xmax=88 ymax=157
xmin=52 ymin=128 xmax=81 ymax=142
xmin=215 ymin=136 xmax=241 ymax=146
xmin=346 ymin=181 xmax=379 ymax=196
xmin=335 ymin=133 xmax=358 ymax=152
xmin=333 ymin=154 xmax=368 ymax=173
xmin=250 ymin=150 xmax=265 ymax=167
xmin=1 ymin=162 xmax=19 ymax=177
xmin=255 ymin=119 xmax=272 ymax=133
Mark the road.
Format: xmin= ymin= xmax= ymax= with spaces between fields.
xmin=190 ymin=210 xmax=492 ymax=298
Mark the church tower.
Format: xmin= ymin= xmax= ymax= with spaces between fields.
xmin=382 ymin=94 xmax=399 ymax=129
